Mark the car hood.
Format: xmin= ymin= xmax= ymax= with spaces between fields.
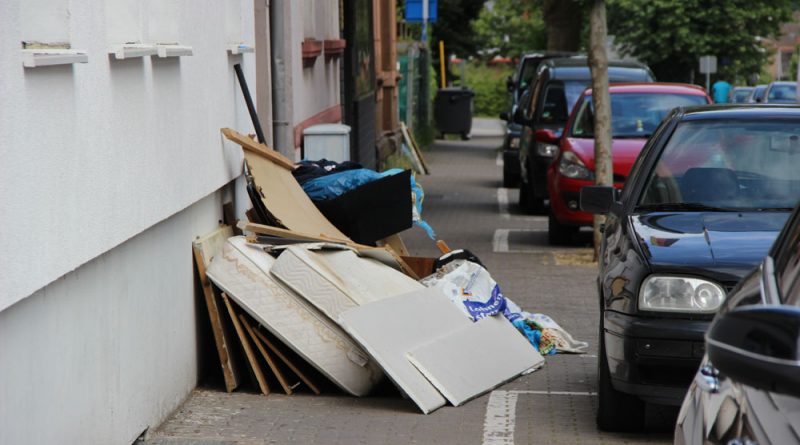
xmin=631 ymin=212 xmax=789 ymax=284
xmin=566 ymin=137 xmax=647 ymax=177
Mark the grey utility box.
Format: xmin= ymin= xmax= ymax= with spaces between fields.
xmin=303 ymin=124 xmax=351 ymax=162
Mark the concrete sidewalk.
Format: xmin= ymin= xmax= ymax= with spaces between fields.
xmin=470 ymin=117 xmax=505 ymax=138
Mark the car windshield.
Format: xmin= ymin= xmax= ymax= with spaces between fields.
xmin=732 ymin=89 xmax=752 ymax=103
xmin=571 ymin=93 xmax=708 ymax=138
xmin=768 ymin=84 xmax=798 ymax=103
xmin=638 ymin=119 xmax=800 ymax=210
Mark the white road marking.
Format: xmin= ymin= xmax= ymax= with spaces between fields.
xmin=482 ymin=391 xmax=518 ymax=445
xmin=481 ymin=390 xmax=597 ymax=444
xmin=496 ymin=151 xmax=503 ymax=167
xmin=493 ymin=229 xmax=510 ymax=253
xmin=497 ymin=188 xmax=510 ymax=219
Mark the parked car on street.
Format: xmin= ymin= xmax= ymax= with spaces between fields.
xmin=730 ymin=86 xmax=753 ymax=103
xmin=515 ymin=57 xmax=654 ymax=213
xmin=674 ymin=202 xmax=800 ymax=445
xmin=763 ymin=81 xmax=798 ymax=104
xmin=546 ymin=83 xmax=710 ymax=245
xmin=747 ymin=84 xmax=768 ymax=103
xmin=580 ymin=105 xmax=800 ymax=432
xmin=500 ymin=52 xmax=575 ymax=187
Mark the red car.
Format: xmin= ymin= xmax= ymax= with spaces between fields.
xmin=546 ymin=83 xmax=711 ymax=244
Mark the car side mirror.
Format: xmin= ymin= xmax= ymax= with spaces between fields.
xmin=534 ymin=129 xmax=559 ymax=144
xmin=707 ymin=305 xmax=800 ymax=398
xmin=580 ymin=186 xmax=619 ymax=214
xmin=512 ymin=107 xmax=530 ymax=126
xmin=499 ymin=112 xmax=510 ymax=122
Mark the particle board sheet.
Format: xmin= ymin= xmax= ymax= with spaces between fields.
xmin=205 ymin=236 xmax=383 ymax=396
xmin=222 ymin=128 xmax=348 ymax=240
xmin=337 ymin=288 xmax=473 ymax=414
xmin=407 ymin=315 xmax=545 ymax=407
xmin=270 ymin=245 xmax=424 ymax=321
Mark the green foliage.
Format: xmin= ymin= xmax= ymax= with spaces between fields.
xmin=608 ymin=0 xmax=794 ymax=83
xmin=463 ymin=63 xmax=514 ymax=117
xmin=471 ymin=0 xmax=547 ymax=59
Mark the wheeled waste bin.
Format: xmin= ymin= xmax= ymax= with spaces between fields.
xmin=434 ymin=87 xmax=475 ymax=139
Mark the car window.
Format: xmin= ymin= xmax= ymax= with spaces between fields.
xmin=518 ymin=59 xmax=539 ymax=92
xmin=773 ymin=208 xmax=800 ymax=305
xmin=732 ymin=89 xmax=752 ymax=103
xmin=638 ymin=119 xmax=800 ymax=210
xmin=571 ymin=93 xmax=708 ymax=139
xmin=768 ymin=84 xmax=798 ymax=103
xmin=537 ymin=82 xmax=568 ymax=125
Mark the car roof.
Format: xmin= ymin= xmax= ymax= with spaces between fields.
xmin=678 ymin=104 xmax=800 ymax=121
xmin=539 ymin=57 xmax=651 ymax=81
xmin=583 ymin=83 xmax=708 ymax=96
xmin=769 ymin=81 xmax=796 ymax=86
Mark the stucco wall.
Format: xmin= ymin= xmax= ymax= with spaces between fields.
xmin=0 ymin=190 xmax=225 ymax=445
xmin=0 ymin=0 xmax=255 ymax=311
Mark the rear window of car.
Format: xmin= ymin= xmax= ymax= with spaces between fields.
xmin=768 ymin=84 xmax=798 ymax=103
xmin=571 ymin=93 xmax=708 ymax=138
xmin=638 ymin=119 xmax=800 ymax=210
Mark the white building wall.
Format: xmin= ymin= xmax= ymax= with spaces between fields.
xmin=0 ymin=0 xmax=259 ymax=443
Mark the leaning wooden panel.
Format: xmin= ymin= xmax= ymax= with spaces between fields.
xmin=221 ymin=127 xmax=348 ymax=240
xmin=192 ymin=224 xmax=240 ymax=392
xmin=221 ymin=292 xmax=271 ymax=396
xmin=240 ymin=314 xmax=294 ymax=395
xmin=205 ymin=236 xmax=383 ymax=396
xmin=251 ymin=326 xmax=322 ymax=395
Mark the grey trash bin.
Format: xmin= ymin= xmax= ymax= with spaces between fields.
xmin=434 ymin=87 xmax=475 ymax=139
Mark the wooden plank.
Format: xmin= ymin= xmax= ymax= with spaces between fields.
xmin=221 ymin=127 xmax=296 ymax=170
xmin=193 ymin=245 xmax=240 ymax=393
xmin=400 ymin=256 xmax=436 ymax=278
xmin=402 ymin=122 xmax=430 ymax=174
xmin=239 ymin=314 xmax=294 ymax=395
xmin=378 ymin=233 xmax=409 ymax=256
xmin=251 ymin=326 xmax=322 ymax=395
xmin=221 ymin=292 xmax=271 ymax=396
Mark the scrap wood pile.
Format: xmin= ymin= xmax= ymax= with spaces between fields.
xmin=191 ymin=126 xmax=588 ymax=414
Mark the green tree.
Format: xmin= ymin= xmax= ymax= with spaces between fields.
xmin=608 ymin=0 xmax=793 ymax=83
xmin=471 ymin=0 xmax=547 ymax=59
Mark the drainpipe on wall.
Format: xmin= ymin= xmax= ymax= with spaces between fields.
xmin=270 ymin=0 xmax=293 ymax=159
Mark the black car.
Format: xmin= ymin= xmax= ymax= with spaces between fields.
xmin=580 ymin=105 xmax=800 ymax=431
xmin=500 ymin=52 xmax=575 ymax=187
xmin=516 ymin=57 xmax=654 ymax=213
xmin=675 ymin=203 xmax=800 ymax=445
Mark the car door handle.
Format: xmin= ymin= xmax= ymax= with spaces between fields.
xmin=695 ymin=363 xmax=719 ymax=393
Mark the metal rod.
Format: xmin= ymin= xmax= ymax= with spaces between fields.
xmin=234 ymin=63 xmax=266 ymax=144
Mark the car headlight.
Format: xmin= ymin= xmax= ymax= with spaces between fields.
xmin=536 ymin=142 xmax=559 ymax=157
xmin=639 ymin=276 xmax=726 ymax=313
xmin=509 ymin=137 xmax=520 ymax=149
xmin=558 ymin=151 xmax=594 ymax=180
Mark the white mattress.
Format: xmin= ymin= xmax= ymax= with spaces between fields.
xmin=270 ymin=245 xmax=424 ymax=321
xmin=205 ymin=236 xmax=383 ymax=396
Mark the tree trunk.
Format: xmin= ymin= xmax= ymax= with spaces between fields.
xmin=588 ymin=0 xmax=612 ymax=257
xmin=542 ymin=0 xmax=582 ymax=52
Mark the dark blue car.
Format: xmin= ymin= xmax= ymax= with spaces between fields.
xmin=580 ymin=105 xmax=800 ymax=431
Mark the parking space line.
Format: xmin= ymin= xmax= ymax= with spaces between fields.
xmin=482 ymin=390 xmax=518 ymax=445
xmin=496 ymin=151 xmax=503 ymax=167
xmin=497 ymin=188 xmax=510 ymax=219
xmin=493 ymin=229 xmax=510 ymax=253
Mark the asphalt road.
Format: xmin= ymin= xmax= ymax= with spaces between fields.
xmin=147 ymin=131 xmax=677 ymax=445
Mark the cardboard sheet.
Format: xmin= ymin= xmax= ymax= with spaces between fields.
xmin=205 ymin=236 xmax=383 ymax=396
xmin=338 ymin=288 xmax=472 ymax=414
xmin=270 ymin=245 xmax=423 ymax=321
xmin=222 ymin=128 xmax=348 ymax=240
xmin=407 ymin=315 xmax=545 ymax=406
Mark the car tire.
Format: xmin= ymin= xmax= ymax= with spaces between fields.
xmin=503 ymin=164 xmax=519 ymax=188
xmin=461 ymin=132 xmax=471 ymax=140
xmin=548 ymin=210 xmax=578 ymax=245
xmin=519 ymin=179 xmax=541 ymax=213
xmin=597 ymin=318 xmax=646 ymax=432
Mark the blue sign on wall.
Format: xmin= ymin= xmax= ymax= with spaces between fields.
xmin=405 ymin=0 xmax=437 ymax=23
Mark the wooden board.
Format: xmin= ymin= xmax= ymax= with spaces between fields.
xmin=338 ymin=288 xmax=473 ymax=414
xmin=192 ymin=225 xmax=240 ymax=393
xmin=221 ymin=292 xmax=271 ymax=396
xmin=407 ymin=316 xmax=545 ymax=406
xmin=251 ymin=325 xmax=321 ymax=395
xmin=401 ymin=122 xmax=429 ymax=174
xmin=240 ymin=314 xmax=294 ymax=395
xmin=222 ymin=128 xmax=349 ymax=240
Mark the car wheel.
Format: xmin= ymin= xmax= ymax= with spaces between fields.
xmin=548 ymin=210 xmax=579 ymax=245
xmin=597 ymin=317 xmax=645 ymax=432
xmin=460 ymin=132 xmax=471 ymax=140
xmin=503 ymin=164 xmax=518 ymax=188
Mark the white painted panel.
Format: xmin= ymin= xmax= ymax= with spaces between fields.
xmin=106 ymin=0 xmax=143 ymax=44
xmin=0 ymin=190 xmax=223 ymax=445
xmin=20 ymin=0 xmax=69 ymax=43
xmin=408 ymin=316 xmax=545 ymax=406
xmin=338 ymin=288 xmax=473 ymax=414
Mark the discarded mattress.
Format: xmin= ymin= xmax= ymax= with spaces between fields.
xmin=205 ymin=236 xmax=383 ymax=396
xmin=407 ymin=315 xmax=544 ymax=406
xmin=338 ymin=288 xmax=473 ymax=414
xmin=270 ymin=245 xmax=424 ymax=321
